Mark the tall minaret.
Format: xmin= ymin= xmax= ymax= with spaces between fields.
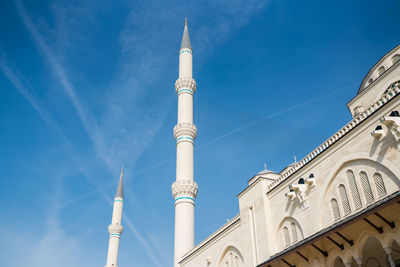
xmin=171 ymin=18 xmax=198 ymax=267
xmin=105 ymin=168 xmax=124 ymax=267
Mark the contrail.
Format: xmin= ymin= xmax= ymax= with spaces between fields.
xmin=0 ymin=49 xmax=165 ymax=267
xmin=14 ymin=0 xmax=113 ymax=171
xmin=196 ymin=83 xmax=355 ymax=149
xmin=128 ymin=83 xmax=355 ymax=176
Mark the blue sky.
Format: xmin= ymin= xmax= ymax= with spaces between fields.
xmin=0 ymin=0 xmax=399 ymax=266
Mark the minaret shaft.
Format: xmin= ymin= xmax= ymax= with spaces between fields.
xmin=105 ymin=171 xmax=124 ymax=267
xmin=172 ymin=20 xmax=198 ymax=267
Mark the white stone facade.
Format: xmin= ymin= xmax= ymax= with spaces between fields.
xmin=178 ymin=44 xmax=400 ymax=267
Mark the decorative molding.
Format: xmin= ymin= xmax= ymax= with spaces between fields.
xmin=268 ymin=84 xmax=400 ymax=193
xmin=108 ymin=223 xmax=123 ymax=236
xmin=171 ymin=180 xmax=198 ymax=200
xmin=174 ymin=123 xmax=197 ymax=143
xmin=181 ymin=214 xmax=241 ymax=261
xmin=175 ymin=77 xmax=196 ymax=95
xmin=371 ymin=125 xmax=385 ymax=142
xmin=380 ymin=113 xmax=400 ymax=143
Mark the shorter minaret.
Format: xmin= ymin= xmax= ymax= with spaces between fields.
xmin=105 ymin=168 xmax=124 ymax=267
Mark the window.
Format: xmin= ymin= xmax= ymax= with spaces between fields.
xmin=383 ymin=80 xmax=400 ymax=96
xmin=360 ymin=171 xmax=374 ymax=204
xmin=346 ymin=170 xmax=362 ymax=210
xmin=339 ymin=185 xmax=351 ymax=215
xmin=392 ymin=54 xmax=400 ymax=65
xmin=331 ymin=198 xmax=341 ymax=221
xmin=283 ymin=227 xmax=290 ymax=247
xmin=378 ymin=66 xmax=385 ymax=76
xmin=373 ymin=173 xmax=387 ymax=198
xmin=368 ymin=78 xmax=374 ymax=85
xmin=290 ymin=222 xmax=298 ymax=243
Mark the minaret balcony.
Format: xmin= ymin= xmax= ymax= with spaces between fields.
xmin=173 ymin=123 xmax=197 ymax=143
xmin=108 ymin=223 xmax=123 ymax=236
xmin=171 ymin=180 xmax=198 ymax=201
xmin=175 ymin=77 xmax=196 ymax=95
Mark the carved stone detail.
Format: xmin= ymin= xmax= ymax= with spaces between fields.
xmin=173 ymin=123 xmax=197 ymax=142
xmin=108 ymin=223 xmax=123 ymax=235
xmin=175 ymin=78 xmax=196 ymax=95
xmin=171 ymin=180 xmax=198 ymax=200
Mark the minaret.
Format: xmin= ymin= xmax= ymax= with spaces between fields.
xmin=171 ymin=18 xmax=198 ymax=267
xmin=105 ymin=168 xmax=124 ymax=267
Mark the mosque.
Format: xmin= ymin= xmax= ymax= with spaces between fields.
xmin=104 ymin=21 xmax=400 ymax=267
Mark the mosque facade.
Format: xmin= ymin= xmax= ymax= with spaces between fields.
xmin=105 ymin=21 xmax=400 ymax=267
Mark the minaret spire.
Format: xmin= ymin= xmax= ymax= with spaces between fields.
xmin=115 ymin=167 xmax=124 ymax=198
xmin=172 ymin=19 xmax=198 ymax=267
xmin=105 ymin=168 xmax=124 ymax=267
xmin=180 ymin=18 xmax=191 ymax=50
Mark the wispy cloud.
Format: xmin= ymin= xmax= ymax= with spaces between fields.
xmin=14 ymin=0 xmax=113 ymax=170
xmin=0 ymin=49 xmax=164 ymax=266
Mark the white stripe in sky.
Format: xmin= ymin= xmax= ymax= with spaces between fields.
xmin=0 ymin=47 xmax=165 ymax=267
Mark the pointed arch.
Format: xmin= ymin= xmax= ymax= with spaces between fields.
xmin=373 ymin=173 xmax=387 ymax=198
xmin=218 ymin=245 xmax=244 ymax=267
xmin=338 ymin=184 xmax=351 ymax=216
xmin=360 ymin=171 xmax=374 ymax=204
xmin=330 ymin=198 xmax=341 ymax=221
xmin=346 ymin=169 xmax=362 ymax=209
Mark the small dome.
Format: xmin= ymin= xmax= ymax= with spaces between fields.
xmin=258 ymin=169 xmax=274 ymax=175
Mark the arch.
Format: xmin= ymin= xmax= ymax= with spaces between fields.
xmin=276 ymin=217 xmax=304 ymax=249
xmin=330 ymin=198 xmax=341 ymax=221
xmin=383 ymin=80 xmax=400 ymax=96
xmin=378 ymin=66 xmax=385 ymax=76
xmin=346 ymin=169 xmax=362 ymax=210
xmin=373 ymin=173 xmax=387 ymax=198
xmin=355 ymin=230 xmax=384 ymax=260
xmin=283 ymin=226 xmax=290 ymax=247
xmin=338 ymin=184 xmax=351 ymax=216
xmin=290 ymin=222 xmax=298 ymax=242
xmin=318 ymin=154 xmax=400 ymax=228
xmin=218 ymin=245 xmax=244 ymax=267
xmin=361 ymin=236 xmax=386 ymax=267
xmin=359 ymin=171 xmax=374 ymax=204
xmin=392 ymin=54 xmax=400 ymax=65
xmin=333 ymin=257 xmax=345 ymax=267
xmin=368 ymin=78 xmax=374 ymax=85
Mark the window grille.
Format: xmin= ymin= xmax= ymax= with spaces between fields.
xmin=360 ymin=171 xmax=374 ymax=204
xmin=346 ymin=170 xmax=362 ymax=209
xmin=283 ymin=227 xmax=290 ymax=247
xmin=290 ymin=222 xmax=298 ymax=243
xmin=339 ymin=185 xmax=351 ymax=215
xmin=330 ymin=198 xmax=341 ymax=221
xmin=373 ymin=173 xmax=387 ymax=198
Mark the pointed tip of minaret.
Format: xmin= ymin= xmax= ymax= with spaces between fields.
xmin=115 ymin=166 xmax=124 ymax=199
xmin=180 ymin=18 xmax=191 ymax=50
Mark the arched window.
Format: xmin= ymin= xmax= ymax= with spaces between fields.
xmin=283 ymin=227 xmax=290 ymax=247
xmin=373 ymin=173 xmax=387 ymax=198
xmin=383 ymin=80 xmax=400 ymax=96
xmin=339 ymin=185 xmax=351 ymax=215
xmin=346 ymin=170 xmax=362 ymax=209
xmin=331 ymin=198 xmax=341 ymax=221
xmin=368 ymin=78 xmax=374 ymax=85
xmin=360 ymin=171 xmax=374 ymax=204
xmin=378 ymin=66 xmax=385 ymax=76
xmin=290 ymin=222 xmax=298 ymax=243
xmin=392 ymin=54 xmax=400 ymax=65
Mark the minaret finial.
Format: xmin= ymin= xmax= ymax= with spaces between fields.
xmin=264 ymin=163 xmax=267 ymax=171
xmin=294 ymin=156 xmax=297 ymax=164
xmin=185 ymin=18 xmax=188 ymax=26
